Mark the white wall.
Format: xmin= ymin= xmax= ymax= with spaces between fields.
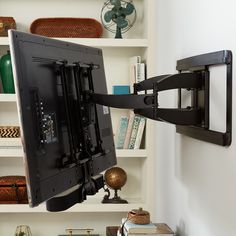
xmin=154 ymin=1 xmax=236 ymax=236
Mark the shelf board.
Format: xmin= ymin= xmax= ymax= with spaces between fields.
xmin=0 ymin=37 xmax=9 ymax=46
xmin=0 ymin=146 xmax=23 ymax=157
xmin=0 ymin=198 xmax=147 ymax=213
xmin=0 ymin=140 xmax=147 ymax=158
xmin=116 ymin=149 xmax=147 ymax=158
xmin=0 ymin=37 xmax=148 ymax=48
xmin=0 ymin=93 xmax=16 ymax=102
xmin=0 ymin=138 xmax=21 ymax=146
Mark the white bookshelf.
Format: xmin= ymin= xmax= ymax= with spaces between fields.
xmin=0 ymin=1 xmax=156 ymax=235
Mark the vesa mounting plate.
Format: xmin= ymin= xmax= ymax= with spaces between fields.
xmin=176 ymin=50 xmax=232 ymax=146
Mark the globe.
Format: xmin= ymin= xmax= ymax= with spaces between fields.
xmin=102 ymin=167 xmax=128 ymax=203
xmin=104 ymin=167 xmax=127 ymax=190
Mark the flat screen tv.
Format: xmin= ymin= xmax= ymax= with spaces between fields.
xmin=9 ymin=30 xmax=116 ymax=211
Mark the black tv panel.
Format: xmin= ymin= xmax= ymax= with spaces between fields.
xmin=9 ymin=30 xmax=116 ymax=210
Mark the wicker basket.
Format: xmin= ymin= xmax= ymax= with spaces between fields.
xmin=30 ymin=18 xmax=103 ymax=38
xmin=128 ymin=208 xmax=150 ymax=225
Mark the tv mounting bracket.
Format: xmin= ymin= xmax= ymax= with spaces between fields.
xmin=89 ymin=50 xmax=233 ymax=146
xmin=41 ymin=50 xmax=232 ymax=212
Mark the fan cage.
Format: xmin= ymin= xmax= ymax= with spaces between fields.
xmin=101 ymin=0 xmax=137 ymax=34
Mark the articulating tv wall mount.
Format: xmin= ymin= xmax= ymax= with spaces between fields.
xmin=89 ymin=50 xmax=233 ymax=146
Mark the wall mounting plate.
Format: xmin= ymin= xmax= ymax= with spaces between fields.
xmin=176 ymin=50 xmax=232 ymax=146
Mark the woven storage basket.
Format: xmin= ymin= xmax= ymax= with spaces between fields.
xmin=30 ymin=18 xmax=103 ymax=38
xmin=128 ymin=208 xmax=150 ymax=225
xmin=0 ymin=176 xmax=28 ymax=204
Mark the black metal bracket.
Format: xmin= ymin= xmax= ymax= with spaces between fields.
xmin=88 ymin=72 xmax=205 ymax=125
xmin=176 ymin=50 xmax=232 ymax=146
xmin=89 ymin=50 xmax=232 ymax=146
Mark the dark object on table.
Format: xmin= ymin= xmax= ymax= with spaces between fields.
xmin=102 ymin=167 xmax=128 ymax=203
xmin=0 ymin=176 xmax=28 ymax=204
xmin=106 ymin=226 xmax=119 ymax=236
xmin=101 ymin=0 xmax=136 ymax=38
xmin=0 ymin=126 xmax=20 ymax=138
xmin=30 ymin=18 xmax=103 ymax=38
xmin=0 ymin=17 xmax=16 ymax=36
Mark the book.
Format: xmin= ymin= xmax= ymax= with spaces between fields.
xmin=135 ymin=63 xmax=145 ymax=84
xmin=134 ymin=117 xmax=146 ymax=149
xmin=129 ymin=56 xmax=141 ymax=94
xmin=121 ymin=219 xmax=157 ymax=234
xmin=123 ymin=111 xmax=135 ymax=149
xmin=113 ymin=85 xmax=130 ymax=95
xmin=154 ymin=223 xmax=174 ymax=235
xmin=115 ymin=116 xmax=129 ymax=149
xmin=137 ymin=63 xmax=146 ymax=94
xmin=118 ymin=220 xmax=174 ymax=236
xmin=128 ymin=115 xmax=141 ymax=149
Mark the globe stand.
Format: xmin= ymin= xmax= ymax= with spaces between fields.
xmin=102 ymin=187 xmax=128 ymax=204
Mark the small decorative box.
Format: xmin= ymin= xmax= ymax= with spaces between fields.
xmin=0 ymin=176 xmax=28 ymax=204
xmin=0 ymin=126 xmax=20 ymax=138
xmin=0 ymin=17 xmax=16 ymax=36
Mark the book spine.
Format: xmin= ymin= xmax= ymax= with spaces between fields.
xmin=128 ymin=115 xmax=141 ymax=149
xmin=116 ymin=116 xmax=129 ymax=149
xmin=138 ymin=63 xmax=145 ymax=94
xmin=129 ymin=56 xmax=141 ymax=94
xmin=123 ymin=111 xmax=135 ymax=149
xmin=134 ymin=117 xmax=146 ymax=149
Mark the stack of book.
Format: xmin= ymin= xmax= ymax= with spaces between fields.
xmin=115 ymin=112 xmax=146 ymax=149
xmin=117 ymin=219 xmax=174 ymax=236
xmin=129 ymin=56 xmax=146 ymax=94
xmin=115 ymin=55 xmax=146 ymax=150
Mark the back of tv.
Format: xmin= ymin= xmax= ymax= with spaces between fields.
xmin=9 ymin=30 xmax=116 ymax=209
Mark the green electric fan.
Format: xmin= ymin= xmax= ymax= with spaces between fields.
xmin=101 ymin=0 xmax=137 ymax=39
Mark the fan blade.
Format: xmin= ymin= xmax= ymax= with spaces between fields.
xmin=110 ymin=0 xmax=121 ymax=7
xmin=104 ymin=10 xmax=115 ymax=22
xmin=116 ymin=16 xmax=128 ymax=29
xmin=122 ymin=3 xmax=135 ymax=15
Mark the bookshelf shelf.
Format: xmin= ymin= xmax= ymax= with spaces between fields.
xmin=0 ymin=145 xmax=147 ymax=158
xmin=0 ymin=37 xmax=8 ymax=45
xmin=116 ymin=149 xmax=147 ymax=158
xmin=0 ymin=198 xmax=147 ymax=213
xmin=0 ymin=94 xmax=17 ymax=102
xmin=0 ymin=37 xmax=148 ymax=48
xmin=0 ymin=138 xmax=21 ymax=146
xmin=0 ymin=146 xmax=23 ymax=157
